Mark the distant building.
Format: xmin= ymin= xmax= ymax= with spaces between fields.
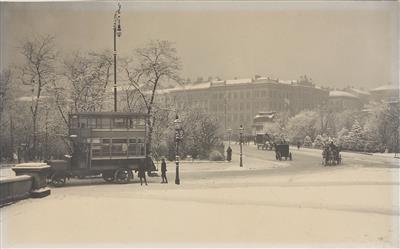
xmin=370 ymin=84 xmax=400 ymax=103
xmin=345 ymin=87 xmax=371 ymax=106
xmin=157 ymin=76 xmax=328 ymax=133
xmin=328 ymin=90 xmax=363 ymax=111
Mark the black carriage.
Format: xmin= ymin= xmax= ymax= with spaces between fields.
xmin=322 ymin=146 xmax=342 ymax=166
xmin=275 ymin=143 xmax=292 ymax=160
xmin=46 ymin=112 xmax=156 ymax=187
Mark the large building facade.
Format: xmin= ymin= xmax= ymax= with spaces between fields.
xmin=369 ymin=84 xmax=400 ymax=103
xmin=157 ymin=76 xmax=328 ymax=133
xmin=328 ymin=90 xmax=363 ymax=112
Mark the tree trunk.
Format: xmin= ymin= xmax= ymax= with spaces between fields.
xmin=9 ymin=112 xmax=14 ymax=161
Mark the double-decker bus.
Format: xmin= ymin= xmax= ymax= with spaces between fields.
xmin=47 ymin=112 xmax=155 ymax=186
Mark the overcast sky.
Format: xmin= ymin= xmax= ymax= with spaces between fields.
xmin=1 ymin=1 xmax=398 ymax=90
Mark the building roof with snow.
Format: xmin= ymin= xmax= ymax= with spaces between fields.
xmin=329 ymin=90 xmax=359 ymax=99
xmin=155 ymin=75 xmax=325 ymax=94
xmin=348 ymin=88 xmax=371 ymax=96
xmin=370 ymin=84 xmax=400 ymax=92
xmin=225 ymin=78 xmax=252 ymax=85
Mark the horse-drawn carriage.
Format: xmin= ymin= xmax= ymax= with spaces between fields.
xmin=322 ymin=144 xmax=342 ymax=166
xmin=275 ymin=143 xmax=292 ymax=160
xmin=255 ymin=132 xmax=274 ymax=150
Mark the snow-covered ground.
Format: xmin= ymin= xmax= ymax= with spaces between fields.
xmin=1 ymin=157 xmax=399 ymax=248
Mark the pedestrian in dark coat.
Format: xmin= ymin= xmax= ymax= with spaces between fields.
xmin=226 ymin=146 xmax=232 ymax=162
xmin=161 ymin=158 xmax=168 ymax=183
xmin=138 ymin=163 xmax=147 ymax=186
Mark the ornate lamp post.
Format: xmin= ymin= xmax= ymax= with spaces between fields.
xmin=113 ymin=3 xmax=122 ymax=112
xmin=174 ymin=115 xmax=184 ymax=185
xmin=239 ymin=124 xmax=244 ymax=167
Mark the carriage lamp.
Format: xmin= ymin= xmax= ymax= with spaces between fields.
xmin=174 ymin=115 xmax=183 ymax=185
xmin=239 ymin=125 xmax=244 ymax=167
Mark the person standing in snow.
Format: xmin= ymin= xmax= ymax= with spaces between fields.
xmin=138 ymin=163 xmax=147 ymax=186
xmin=161 ymin=158 xmax=168 ymax=183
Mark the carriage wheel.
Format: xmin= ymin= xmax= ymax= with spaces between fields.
xmin=114 ymin=168 xmax=132 ymax=184
xmin=51 ymin=173 xmax=66 ymax=187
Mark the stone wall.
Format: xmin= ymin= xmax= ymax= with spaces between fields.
xmin=0 ymin=175 xmax=33 ymax=206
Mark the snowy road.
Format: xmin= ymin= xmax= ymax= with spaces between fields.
xmin=1 ymin=147 xmax=399 ymax=247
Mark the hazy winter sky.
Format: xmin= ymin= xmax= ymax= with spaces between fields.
xmin=0 ymin=1 xmax=398 ymax=90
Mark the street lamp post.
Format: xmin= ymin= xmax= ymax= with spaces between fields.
xmin=239 ymin=124 xmax=244 ymax=167
xmin=113 ymin=3 xmax=122 ymax=112
xmin=174 ymin=115 xmax=183 ymax=185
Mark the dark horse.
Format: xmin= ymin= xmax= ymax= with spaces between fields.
xmin=322 ymin=146 xmax=341 ymax=166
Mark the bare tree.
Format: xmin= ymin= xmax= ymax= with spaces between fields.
xmin=124 ymin=40 xmax=181 ymax=160
xmin=0 ymin=69 xmax=11 ymax=125
xmin=0 ymin=69 xmax=13 ymax=160
xmin=62 ymin=51 xmax=112 ymax=113
xmin=18 ymin=35 xmax=57 ymax=159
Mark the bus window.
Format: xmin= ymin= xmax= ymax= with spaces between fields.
xmin=128 ymin=118 xmax=135 ymax=128
xmin=112 ymin=139 xmax=127 ymax=143
xmin=138 ymin=118 xmax=145 ymax=126
xmin=91 ymin=139 xmax=102 ymax=157
xmin=70 ymin=116 xmax=79 ymax=128
xmin=139 ymin=144 xmax=145 ymax=156
xmin=101 ymin=118 xmax=111 ymax=129
xmin=88 ymin=118 xmax=96 ymax=128
xmin=100 ymin=139 xmax=110 ymax=157
xmin=111 ymin=138 xmax=128 ymax=156
xmin=113 ymin=118 xmax=126 ymax=129
xmin=79 ymin=118 xmax=88 ymax=128
xmin=128 ymin=143 xmax=137 ymax=156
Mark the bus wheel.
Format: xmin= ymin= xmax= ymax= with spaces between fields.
xmin=51 ymin=173 xmax=66 ymax=187
xmin=114 ymin=168 xmax=132 ymax=184
xmin=102 ymin=172 xmax=114 ymax=183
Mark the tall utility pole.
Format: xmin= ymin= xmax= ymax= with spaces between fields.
xmin=113 ymin=3 xmax=122 ymax=112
